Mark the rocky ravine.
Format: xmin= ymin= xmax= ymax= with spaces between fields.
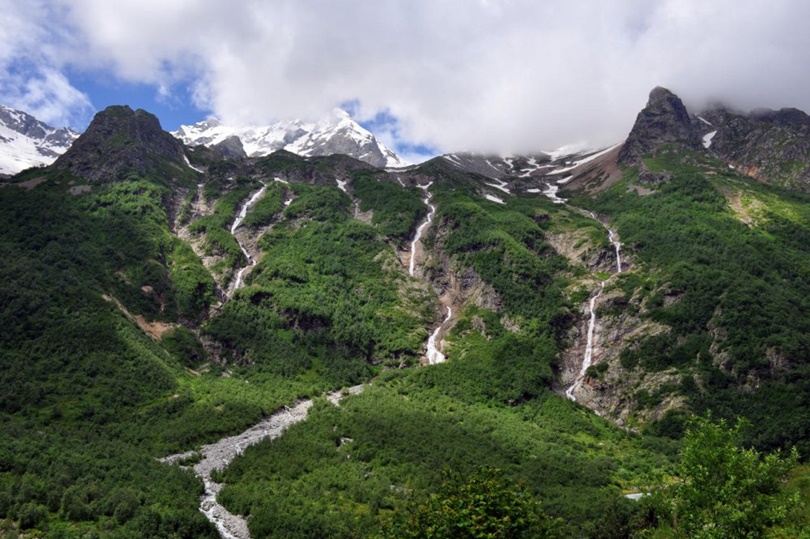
xmin=161 ymin=386 xmax=364 ymax=539
xmin=558 ymin=283 xmax=676 ymax=427
xmin=555 ymin=211 xmax=683 ymax=427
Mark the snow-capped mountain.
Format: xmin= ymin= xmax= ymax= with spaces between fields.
xmin=173 ymin=108 xmax=409 ymax=168
xmin=0 ymin=105 xmax=80 ymax=176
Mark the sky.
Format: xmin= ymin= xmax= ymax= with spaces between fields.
xmin=3 ymin=0 xmax=810 ymax=161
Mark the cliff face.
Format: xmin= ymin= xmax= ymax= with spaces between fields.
xmin=618 ymin=87 xmax=702 ymax=166
xmin=698 ymin=106 xmax=810 ymax=191
xmin=559 ymin=284 xmax=678 ymax=427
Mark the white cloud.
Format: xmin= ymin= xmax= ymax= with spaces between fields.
xmin=1 ymin=68 xmax=94 ymax=128
xmin=7 ymin=0 xmax=810 ymax=151
xmin=0 ymin=1 xmax=92 ymax=127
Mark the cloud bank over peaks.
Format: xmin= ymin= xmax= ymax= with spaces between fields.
xmin=5 ymin=0 xmax=810 ymax=153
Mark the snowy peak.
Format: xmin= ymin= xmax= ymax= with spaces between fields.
xmin=173 ymin=109 xmax=409 ymax=168
xmin=0 ymin=105 xmax=80 ymax=175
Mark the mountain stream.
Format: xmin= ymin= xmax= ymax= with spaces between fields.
xmin=408 ymin=182 xmax=453 ymax=365
xmin=409 ymin=182 xmax=435 ymax=277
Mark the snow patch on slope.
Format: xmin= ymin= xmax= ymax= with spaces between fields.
xmin=0 ymin=105 xmax=79 ymax=175
xmin=702 ymin=130 xmax=717 ymax=149
xmin=548 ymin=143 xmax=621 ymax=175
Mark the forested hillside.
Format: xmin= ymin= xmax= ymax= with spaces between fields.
xmin=1 ymin=97 xmax=808 ymax=538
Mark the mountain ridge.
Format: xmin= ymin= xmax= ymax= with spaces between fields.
xmin=52 ymin=105 xmax=191 ymax=183
xmin=173 ymin=108 xmax=409 ymax=169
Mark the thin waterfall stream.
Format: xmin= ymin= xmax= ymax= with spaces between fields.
xmin=565 ymin=213 xmax=623 ymax=401
xmin=409 ymin=182 xmax=435 ymax=277
xmin=426 ymin=306 xmax=452 ymax=364
xmin=229 ymin=185 xmax=266 ymax=294
xmin=408 ymin=182 xmax=452 ymax=364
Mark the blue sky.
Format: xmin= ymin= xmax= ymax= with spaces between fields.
xmin=33 ymin=70 xmax=441 ymax=161
xmin=67 ymin=73 xmax=202 ymax=131
xmin=4 ymin=0 xmax=810 ymax=160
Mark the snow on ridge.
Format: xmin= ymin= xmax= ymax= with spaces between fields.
xmin=484 ymin=159 xmax=502 ymax=172
xmin=702 ymin=130 xmax=717 ymax=149
xmin=548 ymin=143 xmax=621 ymax=175
xmin=484 ymin=193 xmax=505 ymax=204
xmin=0 ymin=106 xmax=79 ymax=175
xmin=486 ymin=179 xmax=511 ymax=194
xmin=543 ymin=142 xmax=591 ymax=161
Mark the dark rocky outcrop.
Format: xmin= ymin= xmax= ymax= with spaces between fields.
xmin=698 ymin=105 xmax=810 ymax=191
xmin=637 ymin=161 xmax=672 ymax=185
xmin=618 ymin=87 xmax=702 ymax=165
xmin=213 ymin=135 xmax=247 ymax=159
xmin=53 ymin=106 xmax=187 ymax=182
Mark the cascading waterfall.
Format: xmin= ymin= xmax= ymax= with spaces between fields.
xmin=606 ymin=223 xmax=622 ymax=272
xmin=566 ymin=214 xmax=623 ymax=401
xmin=426 ymin=306 xmax=452 ymax=365
xmin=407 ymin=182 xmax=453 ymax=364
xmin=409 ymin=182 xmax=435 ymax=277
xmin=565 ymin=283 xmax=604 ymax=400
xmin=230 ymin=185 xmax=266 ymax=293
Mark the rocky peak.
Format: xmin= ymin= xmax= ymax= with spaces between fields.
xmin=618 ymin=86 xmax=702 ymax=165
xmin=54 ymin=105 xmax=187 ymax=182
xmin=213 ymin=135 xmax=247 ymax=159
xmin=173 ymin=109 xmax=409 ymax=169
xmin=750 ymin=107 xmax=810 ymax=128
xmin=698 ymin=104 xmax=810 ymax=191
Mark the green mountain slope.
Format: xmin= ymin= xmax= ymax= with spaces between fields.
xmin=570 ymin=149 xmax=810 ymax=452
xmin=0 ymin=96 xmax=807 ymax=538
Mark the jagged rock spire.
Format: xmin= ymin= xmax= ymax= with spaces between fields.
xmin=618 ymin=86 xmax=702 ymax=165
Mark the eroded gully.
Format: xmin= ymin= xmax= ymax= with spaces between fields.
xmin=161 ymin=387 xmax=363 ymax=539
xmin=166 ymin=179 xmax=455 ymax=537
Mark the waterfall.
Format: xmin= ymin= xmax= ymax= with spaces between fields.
xmin=409 ymin=182 xmax=435 ymax=277
xmin=230 ymin=186 xmax=266 ymax=294
xmin=566 ymin=212 xmax=623 ymax=401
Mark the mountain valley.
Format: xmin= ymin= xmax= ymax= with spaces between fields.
xmin=1 ymin=88 xmax=808 ymax=538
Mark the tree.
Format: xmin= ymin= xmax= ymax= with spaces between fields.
xmin=382 ymin=467 xmax=560 ymax=539
xmin=646 ymin=415 xmax=797 ymax=538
